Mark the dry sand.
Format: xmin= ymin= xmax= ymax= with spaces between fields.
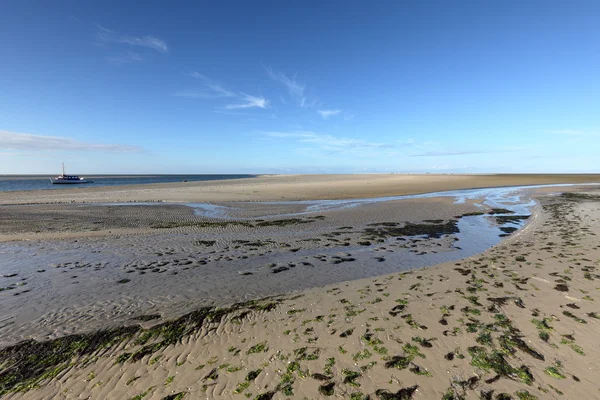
xmin=1 ymin=176 xmax=600 ymax=399
xmin=2 ymin=173 xmax=600 ymax=204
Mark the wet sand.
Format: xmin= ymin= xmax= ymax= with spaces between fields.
xmin=1 ymin=176 xmax=600 ymax=399
xmin=0 ymin=196 xmax=483 ymax=346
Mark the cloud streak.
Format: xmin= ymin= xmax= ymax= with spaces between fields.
xmin=177 ymin=73 xmax=268 ymax=109
xmin=225 ymin=93 xmax=268 ymax=109
xmin=265 ymin=131 xmax=392 ymax=153
xmin=265 ymin=66 xmax=308 ymax=106
xmin=318 ymin=109 xmax=342 ymax=119
xmin=96 ymin=25 xmax=168 ymax=54
xmin=0 ymin=130 xmax=143 ymax=153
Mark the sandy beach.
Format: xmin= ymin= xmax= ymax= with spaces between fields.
xmin=1 ymin=175 xmax=600 ymax=399
xmin=2 ymin=173 xmax=600 ymax=205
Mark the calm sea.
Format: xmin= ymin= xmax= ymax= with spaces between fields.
xmin=0 ymin=175 xmax=257 ymax=192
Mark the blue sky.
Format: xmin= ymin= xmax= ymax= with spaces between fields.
xmin=1 ymin=0 xmax=600 ymax=174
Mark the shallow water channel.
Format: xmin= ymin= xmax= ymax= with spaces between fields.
xmin=0 ymin=184 xmax=583 ymax=344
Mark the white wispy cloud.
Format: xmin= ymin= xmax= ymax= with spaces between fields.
xmin=317 ymin=109 xmax=342 ymax=119
xmin=96 ymin=25 xmax=168 ymax=54
xmin=177 ymin=73 xmax=268 ymax=109
xmin=225 ymin=93 xmax=268 ymax=109
xmin=265 ymin=66 xmax=308 ymax=106
xmin=265 ymin=66 xmax=349 ymax=117
xmin=0 ymin=130 xmax=143 ymax=153
xmin=265 ymin=131 xmax=392 ymax=153
xmin=187 ymin=72 xmax=236 ymax=97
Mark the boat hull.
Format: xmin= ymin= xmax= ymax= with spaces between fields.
xmin=50 ymin=178 xmax=92 ymax=184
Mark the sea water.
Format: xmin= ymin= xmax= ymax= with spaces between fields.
xmin=0 ymin=174 xmax=256 ymax=192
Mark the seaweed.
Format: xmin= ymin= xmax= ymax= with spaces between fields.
xmin=442 ymin=388 xmax=465 ymax=400
xmin=0 ymin=326 xmax=139 ymax=395
xmin=562 ymin=310 xmax=587 ymax=324
xmin=409 ymin=363 xmax=432 ymax=376
xmin=311 ymin=373 xmax=331 ymax=381
xmin=499 ymin=334 xmax=545 ymax=360
xmin=363 ymin=220 xmax=459 ymax=240
xmin=254 ymin=391 xmax=276 ymax=400
xmin=459 ymin=212 xmax=485 ymax=217
xmin=467 ymin=346 xmax=534 ymax=384
xmin=246 ymin=369 xmax=262 ymax=381
xmin=554 ymin=284 xmax=569 ymax=292
xmin=247 ymin=342 xmax=268 ymax=354
xmin=318 ymin=382 xmax=335 ymax=396
xmin=130 ymin=314 xmax=161 ymax=322
xmin=342 ymin=369 xmax=362 ymax=387
xmin=384 ymin=355 xmax=411 ymax=370
xmin=192 ymin=240 xmax=216 ymax=246
xmin=515 ymin=390 xmax=538 ymax=400
xmin=0 ymin=298 xmax=282 ymax=395
xmin=488 ymin=208 xmax=515 ymax=215
xmin=454 ymin=376 xmax=479 ymax=391
xmin=255 ymin=218 xmax=312 ymax=227
xmin=561 ymin=192 xmax=600 ymax=201
xmin=374 ymin=385 xmax=418 ymax=400
xmin=495 ymin=215 xmax=530 ymax=224
xmin=544 ymin=366 xmax=566 ymax=379
xmin=339 ymin=328 xmax=354 ymax=338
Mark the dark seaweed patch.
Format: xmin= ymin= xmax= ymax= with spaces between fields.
xmin=363 ymin=221 xmax=459 ymax=240
xmin=467 ymin=346 xmax=534 ymax=384
xmin=0 ymin=326 xmax=140 ymax=395
xmin=554 ymin=284 xmax=569 ymax=292
xmin=256 ymin=218 xmax=313 ymax=227
xmin=193 ymin=240 xmax=216 ymax=246
xmin=318 ymin=382 xmax=335 ymax=396
xmin=561 ymin=193 xmax=600 ymax=201
xmin=384 ymin=355 xmax=411 ymax=370
xmin=499 ymin=334 xmax=545 ymax=360
xmin=0 ymin=298 xmax=281 ymax=395
xmin=375 ymin=385 xmax=418 ymax=400
xmin=488 ymin=208 xmax=515 ymax=215
xmin=130 ymin=314 xmax=161 ymax=322
xmin=311 ymin=373 xmax=331 ymax=381
xmin=495 ymin=215 xmax=530 ymax=224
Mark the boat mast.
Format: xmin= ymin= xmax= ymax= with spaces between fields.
xmin=62 ymin=162 xmax=65 ymax=176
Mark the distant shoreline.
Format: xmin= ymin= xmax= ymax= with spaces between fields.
xmin=0 ymin=174 xmax=259 ymax=193
xmin=2 ymin=173 xmax=600 ymax=204
xmin=0 ymin=174 xmax=266 ymax=178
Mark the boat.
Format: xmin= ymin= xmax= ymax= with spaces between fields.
xmin=50 ymin=163 xmax=93 ymax=184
